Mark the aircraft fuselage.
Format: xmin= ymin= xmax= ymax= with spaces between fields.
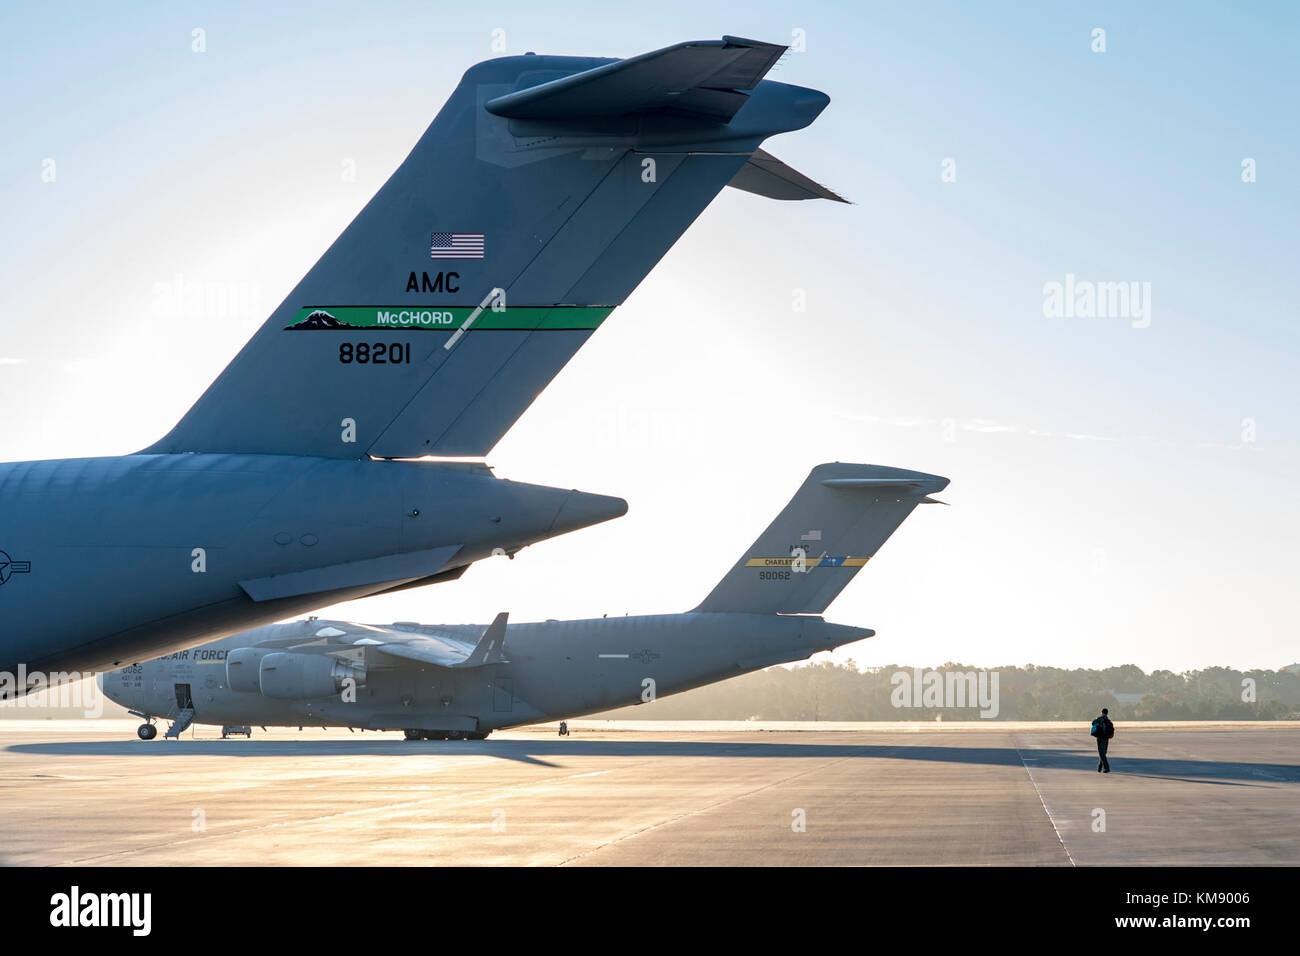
xmin=100 ymin=613 xmax=871 ymax=734
xmin=0 ymin=455 xmax=623 ymax=684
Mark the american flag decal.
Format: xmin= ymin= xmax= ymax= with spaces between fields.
xmin=430 ymin=232 xmax=485 ymax=259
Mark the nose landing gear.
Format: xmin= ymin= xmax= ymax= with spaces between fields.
xmin=129 ymin=711 xmax=158 ymax=740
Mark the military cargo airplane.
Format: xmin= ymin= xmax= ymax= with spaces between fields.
xmin=1 ymin=36 xmax=843 ymax=691
xmin=101 ymin=463 xmax=945 ymax=740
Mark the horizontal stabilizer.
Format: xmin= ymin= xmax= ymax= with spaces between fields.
xmin=820 ymin=477 xmax=935 ymax=489
xmin=727 ymin=148 xmax=848 ymax=202
xmin=485 ymin=36 xmax=786 ymax=122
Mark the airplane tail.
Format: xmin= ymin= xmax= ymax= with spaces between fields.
xmin=143 ymin=36 xmax=840 ymax=460
xmin=693 ymin=463 xmax=949 ymax=614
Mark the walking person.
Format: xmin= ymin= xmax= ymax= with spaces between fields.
xmin=1091 ymin=707 xmax=1115 ymax=772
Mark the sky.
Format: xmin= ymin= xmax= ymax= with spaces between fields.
xmin=1 ymin=1 xmax=1296 ymax=673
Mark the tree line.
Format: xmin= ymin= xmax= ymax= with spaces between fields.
xmin=598 ymin=662 xmax=1300 ymax=721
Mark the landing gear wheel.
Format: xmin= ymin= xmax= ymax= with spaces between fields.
xmin=558 ymin=721 xmax=568 ymax=737
xmin=422 ymin=731 xmax=448 ymax=741
xmin=137 ymin=723 xmax=157 ymax=741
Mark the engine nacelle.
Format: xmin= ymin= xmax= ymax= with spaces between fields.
xmin=258 ymin=652 xmax=366 ymax=700
xmin=226 ymin=646 xmax=276 ymax=693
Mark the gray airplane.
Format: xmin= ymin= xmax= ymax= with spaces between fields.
xmin=1 ymin=36 xmax=843 ymax=691
xmin=101 ymin=463 xmax=947 ymax=740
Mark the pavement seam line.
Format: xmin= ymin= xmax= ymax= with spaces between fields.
xmin=1014 ymin=743 xmax=1075 ymax=867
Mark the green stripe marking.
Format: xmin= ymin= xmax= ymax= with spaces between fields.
xmin=285 ymin=306 xmax=612 ymax=332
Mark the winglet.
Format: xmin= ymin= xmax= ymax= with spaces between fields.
xmin=462 ymin=612 xmax=510 ymax=667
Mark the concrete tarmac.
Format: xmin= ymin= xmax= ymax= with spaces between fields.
xmin=0 ymin=721 xmax=1295 ymax=866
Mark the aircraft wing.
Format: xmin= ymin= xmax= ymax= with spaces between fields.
xmin=280 ymin=615 xmax=510 ymax=669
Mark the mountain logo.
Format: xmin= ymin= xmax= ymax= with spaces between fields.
xmin=284 ymin=309 xmax=366 ymax=330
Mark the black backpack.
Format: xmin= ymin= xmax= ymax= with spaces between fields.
xmin=1091 ymin=716 xmax=1113 ymax=738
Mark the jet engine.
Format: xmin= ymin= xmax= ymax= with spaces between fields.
xmin=226 ymin=646 xmax=276 ymax=693
xmin=257 ymin=653 xmax=367 ymax=700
